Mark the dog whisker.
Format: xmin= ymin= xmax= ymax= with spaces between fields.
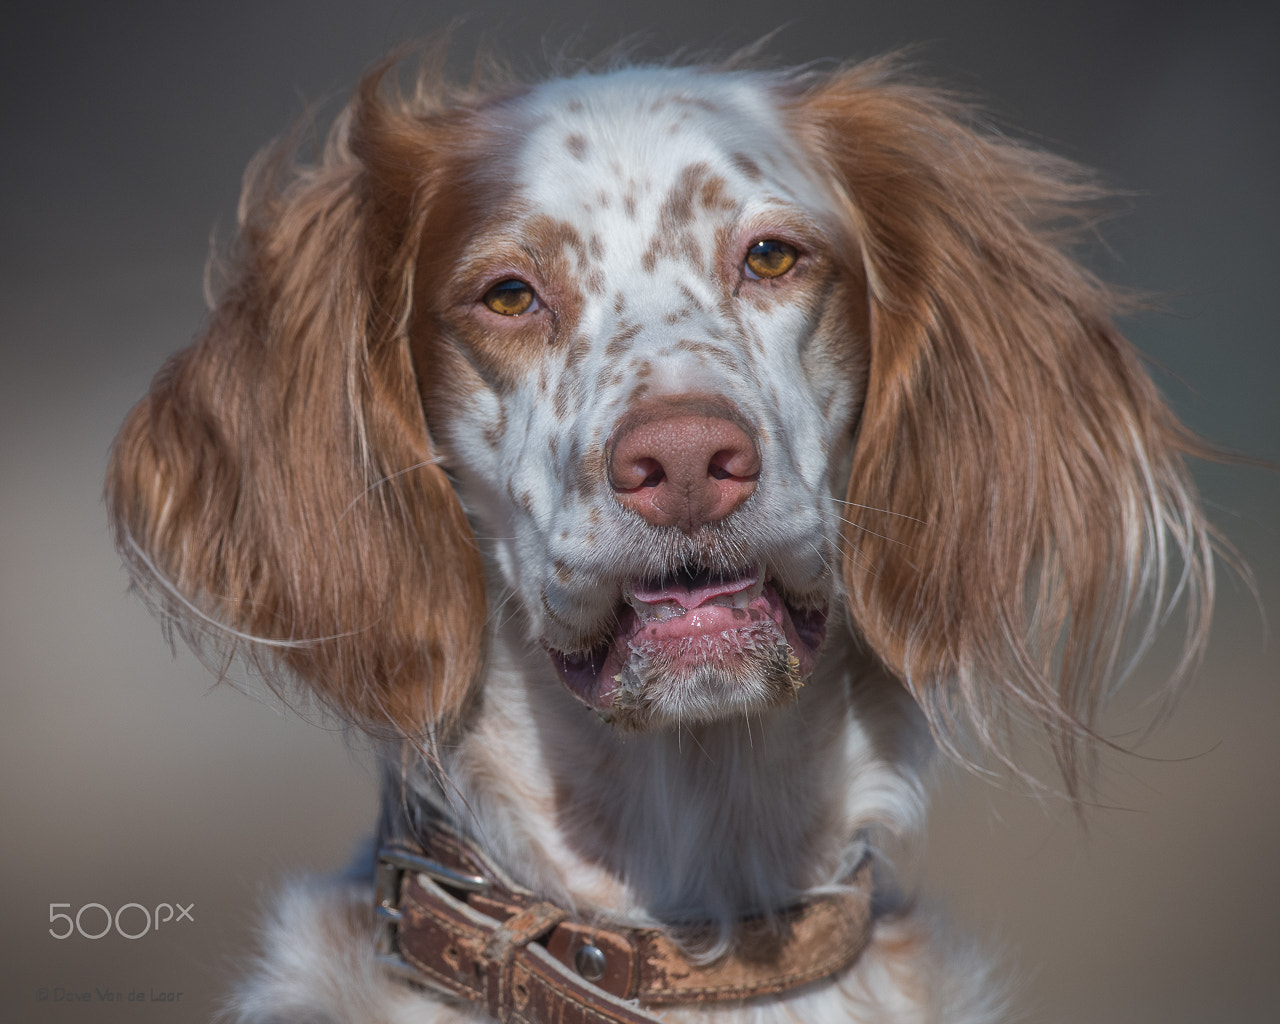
xmin=833 ymin=497 xmax=930 ymax=525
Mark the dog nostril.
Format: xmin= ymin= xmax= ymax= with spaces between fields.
xmin=635 ymin=458 xmax=665 ymax=489
xmin=708 ymin=450 xmax=754 ymax=482
xmin=610 ymin=455 xmax=665 ymax=492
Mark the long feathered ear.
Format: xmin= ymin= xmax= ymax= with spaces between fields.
xmin=105 ymin=64 xmax=486 ymax=737
xmin=794 ymin=60 xmax=1215 ymax=795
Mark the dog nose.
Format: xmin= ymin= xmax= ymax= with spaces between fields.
xmin=607 ymin=397 xmax=760 ymax=532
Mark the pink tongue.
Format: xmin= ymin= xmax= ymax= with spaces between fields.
xmin=631 ymin=570 xmax=759 ymax=610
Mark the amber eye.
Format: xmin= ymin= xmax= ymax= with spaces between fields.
xmin=744 ymin=240 xmax=798 ymax=280
xmin=482 ymin=279 xmax=537 ymax=316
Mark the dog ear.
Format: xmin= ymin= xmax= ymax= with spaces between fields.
xmin=106 ymin=67 xmax=486 ymax=738
xmin=795 ymin=61 xmax=1215 ymax=793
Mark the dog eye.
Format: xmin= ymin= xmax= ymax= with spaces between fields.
xmin=482 ymin=279 xmax=538 ymax=316
xmin=744 ymin=240 xmax=798 ymax=280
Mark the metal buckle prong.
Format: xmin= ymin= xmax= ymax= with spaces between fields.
xmin=374 ymin=846 xmax=490 ymax=984
xmin=379 ymin=846 xmax=489 ymax=894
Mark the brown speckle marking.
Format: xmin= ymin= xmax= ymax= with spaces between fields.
xmin=566 ymin=133 xmax=589 ymax=160
xmin=681 ymin=233 xmax=705 ymax=270
xmin=625 ymin=381 xmax=653 ymax=405
xmin=554 ymin=374 xmax=574 ymax=420
xmin=612 ymin=292 xmax=627 ymax=315
xmin=698 ymin=174 xmax=734 ymax=213
xmin=605 ymin=320 xmax=643 ymax=359
xmin=730 ymin=152 xmax=763 ymax=181
xmin=519 ymin=491 xmax=535 ymax=514
xmin=677 ymin=284 xmax=706 ymax=312
xmin=597 ymin=367 xmax=624 ymax=392
xmin=564 ymin=333 xmax=590 ymax=367
xmin=565 ymin=436 xmax=589 ymax=500
xmin=587 ymin=506 xmax=602 ymax=527
xmin=657 ymin=162 xmax=708 ymax=230
xmin=553 ymin=560 xmax=575 ymax=584
xmin=525 ymin=214 xmax=589 ymax=268
xmin=714 ymin=222 xmax=738 ymax=272
xmin=675 ymin=338 xmax=728 ymax=363
xmin=658 ymin=164 xmax=732 ymax=227
xmin=576 ymin=442 xmax=606 ymax=500
xmin=653 ymin=94 xmax=721 ymax=115
xmin=642 ymin=228 xmax=703 ymax=274
xmin=675 ymin=95 xmax=720 ymax=113
xmin=483 ymin=404 xmax=508 ymax=449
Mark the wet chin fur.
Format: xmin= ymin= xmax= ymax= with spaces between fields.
xmin=603 ymin=622 xmax=805 ymax=731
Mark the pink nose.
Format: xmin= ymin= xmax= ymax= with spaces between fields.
xmin=607 ymin=397 xmax=760 ymax=532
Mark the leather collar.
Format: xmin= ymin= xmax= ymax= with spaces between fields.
xmin=374 ymin=819 xmax=875 ymax=1023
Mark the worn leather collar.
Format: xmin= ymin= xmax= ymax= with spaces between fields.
xmin=374 ymin=818 xmax=875 ymax=1023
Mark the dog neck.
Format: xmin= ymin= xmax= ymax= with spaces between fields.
xmin=392 ymin=623 xmax=928 ymax=938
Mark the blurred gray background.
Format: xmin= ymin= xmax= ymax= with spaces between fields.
xmin=2 ymin=1 xmax=1277 ymax=1021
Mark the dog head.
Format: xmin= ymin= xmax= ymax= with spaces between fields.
xmin=107 ymin=54 xmax=1213 ymax=791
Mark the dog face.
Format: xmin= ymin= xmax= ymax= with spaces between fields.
xmin=410 ymin=70 xmax=866 ymax=730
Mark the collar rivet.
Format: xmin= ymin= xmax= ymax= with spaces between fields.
xmin=575 ymin=943 xmax=608 ymax=982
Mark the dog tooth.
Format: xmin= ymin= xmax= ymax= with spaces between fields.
xmin=632 ymin=598 xmax=684 ymax=624
xmin=728 ymin=575 xmax=765 ymax=608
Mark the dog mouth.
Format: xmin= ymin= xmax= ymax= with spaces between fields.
xmin=547 ymin=565 xmax=828 ymax=726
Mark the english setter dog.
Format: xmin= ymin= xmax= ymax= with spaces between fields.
xmin=108 ymin=50 xmax=1213 ymax=1023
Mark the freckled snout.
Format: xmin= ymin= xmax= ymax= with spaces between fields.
xmin=607 ymin=397 xmax=760 ymax=532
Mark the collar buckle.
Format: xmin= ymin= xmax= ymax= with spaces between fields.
xmin=374 ymin=845 xmax=490 ymax=982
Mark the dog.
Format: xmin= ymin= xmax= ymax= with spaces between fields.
xmin=106 ymin=49 xmax=1215 ymax=1023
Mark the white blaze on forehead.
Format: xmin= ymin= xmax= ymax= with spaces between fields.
xmin=508 ymin=67 xmax=837 ymax=225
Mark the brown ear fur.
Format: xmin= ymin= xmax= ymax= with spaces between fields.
xmin=105 ymin=63 xmax=486 ymax=737
xmin=795 ymin=61 xmax=1215 ymax=793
